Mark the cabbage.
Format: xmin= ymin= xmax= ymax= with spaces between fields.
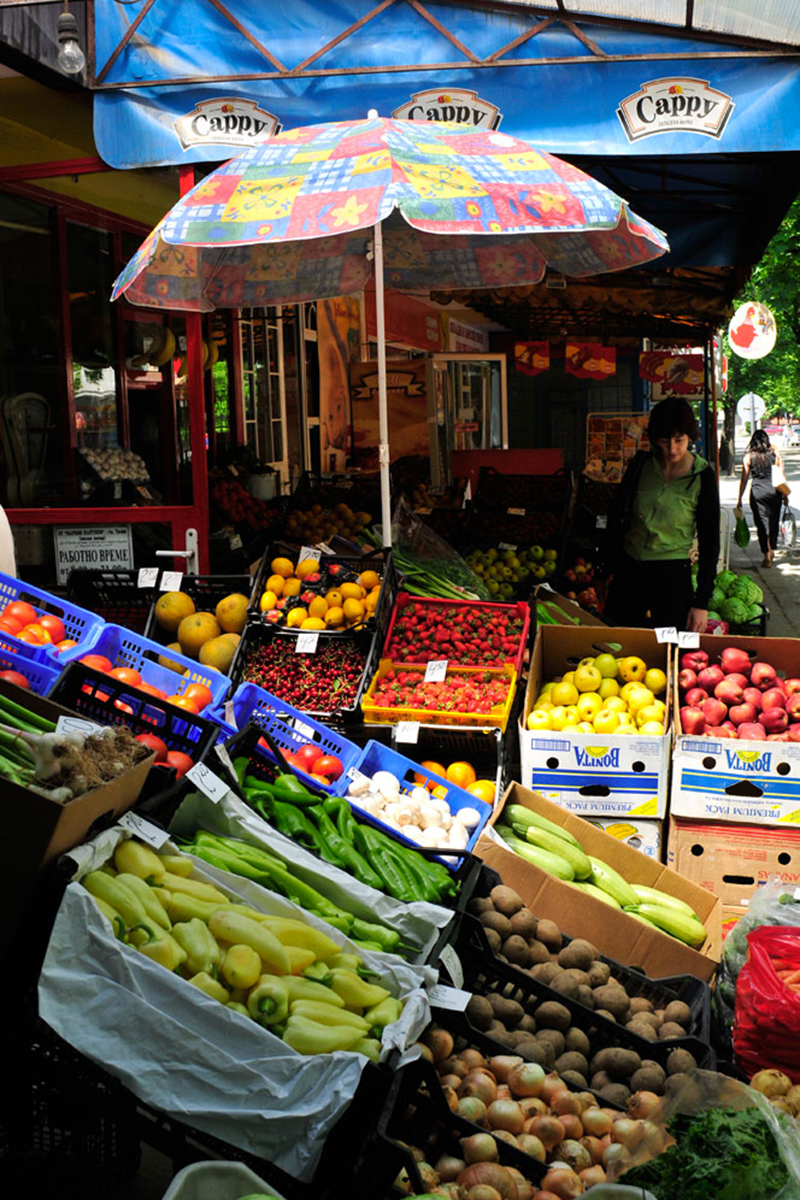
xmin=710 ymin=588 xmax=727 ymax=610
xmin=730 ymin=577 xmax=760 ymax=606
xmin=746 ymin=604 xmax=764 ymax=621
xmin=708 ymin=611 xmax=722 ymax=621
xmin=715 ymin=570 xmax=736 ymax=592
xmin=720 ymin=596 xmax=749 ymax=624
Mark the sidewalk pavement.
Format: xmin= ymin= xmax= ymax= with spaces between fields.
xmin=718 ymin=460 xmax=800 ymax=640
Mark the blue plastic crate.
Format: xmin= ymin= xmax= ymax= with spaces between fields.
xmin=209 ymin=681 xmax=360 ymax=793
xmin=0 ymin=648 xmax=61 ymax=696
xmin=56 ymin=624 xmax=230 ymax=712
xmin=349 ymin=740 xmax=492 ymax=870
xmin=0 ymin=570 xmax=105 ymax=664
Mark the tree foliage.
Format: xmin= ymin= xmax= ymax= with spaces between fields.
xmin=726 ymin=195 xmax=800 ymax=417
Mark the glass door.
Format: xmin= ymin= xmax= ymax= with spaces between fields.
xmin=429 ymin=353 xmax=507 ymax=485
xmin=240 ymin=306 xmax=289 ymax=482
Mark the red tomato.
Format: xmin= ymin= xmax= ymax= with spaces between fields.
xmin=165 ymin=750 xmax=194 ymax=778
xmin=295 ymin=742 xmax=323 ymax=772
xmin=135 ymin=733 xmax=168 ymax=762
xmin=57 ymin=639 xmax=78 ymax=653
xmin=38 ymin=614 xmax=66 ymax=644
xmin=17 ymin=629 xmax=44 ymax=645
xmin=139 ymin=683 xmax=169 ymax=700
xmin=168 ymin=694 xmax=200 ymax=713
xmin=0 ymin=617 xmax=22 ymax=636
xmin=310 ymin=773 xmax=332 ymax=786
xmin=281 ymin=752 xmax=306 ymax=772
xmin=314 ymin=754 xmax=344 ymax=781
xmin=110 ymin=667 xmax=143 ymax=687
xmin=80 ymin=655 xmax=113 ymax=673
xmin=183 ymin=682 xmax=213 ymax=711
xmin=0 ymin=670 xmax=30 ymax=689
xmin=5 ymin=601 xmax=37 ymax=627
xmin=22 ymin=624 xmax=52 ymax=643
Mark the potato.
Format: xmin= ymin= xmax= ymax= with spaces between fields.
xmin=631 ymin=1063 xmax=666 ymax=1094
xmin=518 ymin=1039 xmax=551 ymax=1067
xmin=591 ymin=1070 xmax=611 ymax=1090
xmin=604 ymin=1048 xmax=642 ymax=1081
xmin=509 ymin=909 xmax=538 ymax=940
xmin=555 ymin=1051 xmax=589 ymax=1077
xmin=518 ymin=1014 xmax=537 ymax=1034
xmin=596 ymin=1009 xmax=617 ymax=1023
xmin=559 ymin=1070 xmax=588 ymax=1090
xmin=599 ymin=1083 xmax=631 ymax=1106
xmin=658 ymin=1021 xmax=687 ymax=1041
xmin=536 ymin=1028 xmax=566 ymax=1057
xmin=526 ymin=940 xmax=551 ymax=966
xmin=627 ymin=1011 xmax=660 ymax=1032
xmin=628 ymin=997 xmax=654 ymax=1017
xmin=502 ymin=935 xmax=531 ymax=966
xmin=592 ymin=985 xmax=630 ymax=1021
xmin=663 ymin=1000 xmax=692 ymax=1029
xmin=557 ymin=939 xmax=597 ymax=972
xmin=560 ymin=968 xmax=591 ymax=987
xmin=468 ymin=897 xmax=495 ymax=916
xmin=489 ymin=1029 xmax=520 ymax=1050
xmin=480 ymin=911 xmax=513 ymax=939
xmin=627 ymin=1021 xmax=658 ymax=1042
xmin=488 ymin=995 xmax=525 ymax=1028
xmin=535 ymin=919 xmax=562 ymax=952
xmin=549 ymin=972 xmax=580 ymax=1000
xmin=466 ymin=995 xmax=494 ymax=1031
xmin=489 ymin=1019 xmax=507 ymax=1034
xmin=587 ymin=962 xmax=610 ymax=988
xmin=666 ymin=1048 xmax=697 ymax=1075
xmin=564 ymin=1027 xmax=590 ymax=1057
xmin=484 ymin=927 xmax=502 ymax=954
xmin=576 ymin=985 xmax=596 ymax=1009
xmin=490 ymin=885 xmax=524 ymax=916
xmin=529 ymin=961 xmax=561 ymax=985
xmin=535 ymin=1001 xmax=571 ymax=1032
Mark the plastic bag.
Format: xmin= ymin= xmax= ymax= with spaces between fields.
xmin=735 ymin=925 xmax=800 ymax=1081
xmin=735 ymin=512 xmax=751 ymax=548
xmin=392 ymin=496 xmax=490 ymax=599
xmin=613 ymin=1068 xmax=800 ymax=1200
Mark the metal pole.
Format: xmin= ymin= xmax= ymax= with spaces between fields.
xmin=373 ymin=220 xmax=392 ymax=548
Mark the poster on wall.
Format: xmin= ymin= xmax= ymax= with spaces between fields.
xmin=349 ymin=359 xmax=429 ymax=470
xmin=584 ymin=413 xmax=649 ymax=483
xmin=514 ymin=342 xmax=550 ymax=375
xmin=317 ymin=297 xmax=361 ymax=473
xmin=566 ymin=343 xmax=616 ymax=380
xmin=639 ymin=349 xmax=705 ymax=398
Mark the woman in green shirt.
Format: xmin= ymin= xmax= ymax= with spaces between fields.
xmin=604 ymin=398 xmax=720 ymax=633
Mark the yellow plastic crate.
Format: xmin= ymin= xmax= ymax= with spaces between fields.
xmin=361 ymin=658 xmax=517 ymax=731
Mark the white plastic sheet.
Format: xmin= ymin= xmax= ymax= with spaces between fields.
xmin=39 ymin=823 xmax=434 ymax=1180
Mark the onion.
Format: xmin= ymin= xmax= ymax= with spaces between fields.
xmin=458 ymin=1097 xmax=488 ymax=1126
xmin=458 ymin=1163 xmax=518 ymax=1200
xmin=507 ymin=1062 xmax=545 ymax=1098
xmin=579 ymin=1135 xmax=605 ymax=1165
xmin=540 ymin=1074 xmax=569 ymax=1105
xmin=489 ymin=1055 xmax=524 ymax=1083
xmin=578 ymin=1165 xmax=606 ymax=1187
xmin=460 ymin=1133 xmax=499 ymax=1164
xmin=465 ymin=1187 xmax=502 ymax=1200
xmin=515 ymin=1133 xmax=546 ymax=1163
xmin=519 ymin=1098 xmax=547 ymax=1119
xmin=441 ymin=1085 xmax=459 ymax=1113
xmin=461 ymin=1049 xmax=488 ymax=1071
xmin=416 ymin=1042 xmax=434 ymax=1063
xmin=442 ymin=1055 xmax=470 ymax=1078
xmin=505 ymin=1167 xmax=533 ymax=1200
xmin=486 ymin=1099 xmax=525 ymax=1135
xmin=610 ymin=1118 xmax=642 ymax=1148
xmin=528 ymin=1115 xmax=565 ymax=1152
xmin=495 ymin=1084 xmax=511 ymax=1101
xmin=602 ymin=1141 xmax=631 ymax=1173
xmin=435 ymin=1155 xmax=466 ymax=1182
xmin=558 ymin=1114 xmax=584 ymax=1141
xmin=581 ymin=1107 xmax=613 ymax=1137
xmin=436 ymin=1185 xmax=463 ymax=1200
xmin=540 ymin=1167 xmax=583 ymax=1199
xmin=440 ymin=1074 xmax=464 ymax=1091
xmin=751 ymin=1068 xmax=792 ymax=1099
xmin=493 ymin=1130 xmax=517 ymax=1146
xmin=551 ymin=1138 xmax=591 ymax=1173
xmin=627 ymin=1091 xmax=661 ymax=1121
xmin=550 ymin=1091 xmax=582 ymax=1117
xmin=426 ymin=1028 xmax=455 ymax=1063
xmin=460 ymin=1072 xmax=498 ymax=1107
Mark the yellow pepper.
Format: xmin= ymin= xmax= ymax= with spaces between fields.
xmin=209 ymin=910 xmax=289 ymax=975
xmin=116 ymin=873 xmax=172 ymax=929
xmin=290 ymin=1000 xmax=369 ymax=1032
xmin=83 ymin=871 xmax=149 ymax=928
xmin=226 ymin=1001 xmax=250 ymax=1017
xmin=328 ymin=952 xmax=363 ymax=972
xmin=283 ymin=1014 xmax=365 ymax=1055
xmin=260 ymin=917 xmax=340 ymax=961
xmin=365 ymin=996 xmax=404 ymax=1031
xmin=172 ymin=918 xmax=222 ymax=977
xmin=157 ymin=853 xmax=195 ymax=877
xmin=247 ymin=975 xmax=289 ymax=1026
xmin=284 ymin=976 xmax=345 ymax=1007
xmin=128 ymin=923 xmax=188 ymax=972
xmin=221 ymin=944 xmax=262 ymax=990
xmin=188 ymin=971 xmax=230 ymax=1003
xmin=114 ymin=840 xmax=165 ymax=880
xmin=285 ymin=946 xmax=316 ymax=975
xmin=161 ymin=872 xmax=230 ymax=904
xmin=228 ymin=986 xmax=249 ymax=1005
xmin=88 ymin=895 xmax=126 ymax=940
xmin=353 ymin=1037 xmax=382 ymax=1062
xmin=330 ymin=969 xmax=390 ymax=1010
xmin=165 ymin=893 xmax=230 ymax=924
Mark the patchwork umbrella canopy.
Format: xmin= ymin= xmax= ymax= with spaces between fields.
xmin=113 ymin=115 xmax=668 ymax=542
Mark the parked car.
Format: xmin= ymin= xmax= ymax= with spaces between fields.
xmin=786 ymin=426 xmax=800 ymax=446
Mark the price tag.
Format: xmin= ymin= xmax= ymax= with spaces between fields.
xmin=596 ymin=515 xmax=608 ymax=529
xmin=295 ymin=632 xmax=319 ymax=654
xmin=396 ymin=721 xmax=420 ymax=744
xmin=294 ymin=718 xmax=316 ymax=739
xmin=138 ymin=567 xmax=158 ymax=588
xmin=55 ymin=715 xmax=102 ymax=737
xmin=186 ymin=762 xmax=229 ymax=803
xmin=347 ymin=766 xmax=369 ymax=785
xmin=160 ymin=571 xmax=184 ymax=592
xmin=439 ymin=943 xmax=464 ymax=989
xmin=114 ymin=482 xmax=123 ymax=500
xmin=654 ymin=626 xmax=678 ymax=644
xmin=214 ymin=742 xmax=238 ymax=782
xmin=678 ymin=631 xmax=701 ymax=649
xmin=428 ymin=983 xmax=471 ymax=1012
xmin=297 ymin=546 xmax=319 ymax=565
xmin=498 ymin=542 xmax=517 ymax=552
xmin=137 ymin=486 xmax=152 ymax=501
xmin=229 ymin=534 xmax=243 ymax=551
xmin=223 ymin=699 xmax=237 ymax=728
xmin=416 ymin=507 xmax=432 ymax=515
xmin=507 ymin=507 xmax=526 ymax=516
xmin=425 ymin=659 xmax=448 ymax=683
xmin=118 ymin=811 xmax=169 ymax=849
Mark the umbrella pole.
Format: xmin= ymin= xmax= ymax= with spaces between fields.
xmin=373 ymin=220 xmax=392 ymax=549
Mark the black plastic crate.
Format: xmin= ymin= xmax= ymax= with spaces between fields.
xmin=250 ymin=542 xmax=395 ymax=623
xmin=474 ymin=468 xmax=573 ymax=515
xmin=568 ymin=476 xmax=619 ymax=542
xmin=143 ymin=573 xmax=256 ymax=647
xmin=66 ymin=569 xmax=155 ymax=635
xmin=387 ymin=723 xmax=507 ymax=809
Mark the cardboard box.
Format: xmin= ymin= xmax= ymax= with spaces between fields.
xmin=519 ymin=625 xmax=671 ymax=817
xmin=586 ymin=817 xmax=663 ymax=860
xmin=671 ymin=633 xmax=800 ymax=826
xmin=533 ymin=585 xmax=607 ymax=628
xmin=667 ymin=815 xmax=800 ymax=914
xmin=480 ymin=781 xmax=721 ymax=981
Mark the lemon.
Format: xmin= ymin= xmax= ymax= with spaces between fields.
xmin=308 ymin=595 xmax=329 ymax=619
xmin=300 ymin=617 xmax=326 ymax=630
xmin=266 ymin=575 xmax=285 ymax=597
xmin=364 ymin=591 xmax=379 ymax=613
xmin=260 ymin=589 xmax=278 ymax=612
xmin=325 ymin=606 xmax=345 ymax=628
xmin=286 ymin=607 xmax=308 ymax=628
xmin=343 ymin=597 xmax=364 ymax=623
xmin=359 ymin=569 xmax=380 ymax=590
xmin=340 ymin=582 xmax=363 ymax=601
xmin=296 ymin=559 xmax=321 ymax=580
xmin=325 ymin=589 xmax=343 ymax=608
xmin=271 ymin=557 xmax=295 ymax=578
xmin=283 ymin=578 xmax=302 ymax=597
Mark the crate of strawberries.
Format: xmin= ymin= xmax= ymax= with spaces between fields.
xmin=383 ymin=594 xmax=530 ymax=677
xmin=362 ymin=659 xmax=517 ymax=732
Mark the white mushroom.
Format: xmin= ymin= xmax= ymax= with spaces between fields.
xmin=402 ymin=825 xmax=424 ymax=843
xmin=348 ymin=777 xmax=371 ymax=798
xmin=419 ymin=827 xmax=445 ymax=848
xmin=418 ymin=804 xmax=443 ymax=830
xmin=410 ymin=785 xmax=431 ymax=806
xmin=457 ymin=806 xmax=482 ymax=831
xmin=448 ymin=821 xmax=469 ymax=849
xmin=373 ymin=770 xmax=401 ymax=795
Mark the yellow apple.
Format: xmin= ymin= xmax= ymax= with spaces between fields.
xmin=549 ymin=705 xmax=569 ymax=730
xmin=644 ymin=667 xmax=667 ymax=695
xmin=606 ymin=696 xmax=628 ymax=714
xmin=636 ymin=704 xmax=664 ymax=728
xmin=639 ymin=720 xmax=665 ymax=735
xmin=616 ymin=724 xmax=636 ymax=735
xmin=618 ymin=656 xmax=647 ymax=683
xmin=593 ymin=653 xmax=619 ymax=679
xmin=527 ymin=710 xmax=553 ymax=731
xmin=540 ymin=681 xmax=555 ymax=694
xmin=577 ymin=692 xmax=603 ymax=721
xmin=599 ymin=677 xmax=620 ymax=699
xmin=562 ymin=671 xmax=576 ymax=686
xmin=593 ymin=709 xmax=620 ymax=734
xmin=550 ymin=681 xmax=579 ymax=707
xmin=574 ymin=663 xmax=602 ymax=693
xmin=533 ymin=698 xmax=554 ymax=712
xmin=561 ymin=722 xmax=580 ymax=732
xmin=576 ymin=721 xmax=595 ymax=733
xmin=627 ymin=686 xmax=656 ymax=716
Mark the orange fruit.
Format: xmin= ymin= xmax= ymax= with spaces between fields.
xmin=198 ymin=635 xmax=237 ymax=673
xmin=415 ymin=761 xmax=447 ymax=786
xmin=270 ymin=557 xmax=295 ymax=578
xmin=296 ymin=558 xmax=321 ymax=579
xmin=221 ymin=633 xmax=241 ymax=646
xmin=183 ymin=682 xmax=214 ymax=710
xmin=359 ymin=569 xmax=380 ymax=590
xmin=215 ymin=592 xmax=249 ymax=634
xmin=177 ymin=611 xmax=221 ymax=657
xmin=157 ymin=643 xmax=188 ymax=675
xmin=446 ymin=761 xmax=477 ymax=788
xmin=467 ymin=779 xmax=496 ymax=804
xmin=155 ymin=590 xmax=196 ymax=632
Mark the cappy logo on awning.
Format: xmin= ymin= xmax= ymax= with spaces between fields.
xmin=392 ymin=88 xmax=502 ymax=129
xmin=173 ymin=98 xmax=282 ymax=150
xmin=617 ymin=78 xmax=734 ymax=142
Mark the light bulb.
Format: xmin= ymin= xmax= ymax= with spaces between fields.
xmin=57 ymin=10 xmax=85 ymax=75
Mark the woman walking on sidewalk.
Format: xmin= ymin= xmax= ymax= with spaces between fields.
xmin=736 ymin=430 xmax=786 ymax=567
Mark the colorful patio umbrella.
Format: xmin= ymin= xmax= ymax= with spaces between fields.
xmin=113 ymin=115 xmax=668 ymax=544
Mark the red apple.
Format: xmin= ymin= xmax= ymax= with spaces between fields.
xmin=678 ymin=668 xmax=698 ymax=692
xmin=721 ymin=647 xmax=752 ymax=677
xmin=787 ymin=725 xmax=800 ymax=742
xmin=724 ymin=672 xmax=750 ymax=692
xmin=702 ymin=697 xmax=728 ymax=726
xmin=738 ymin=722 xmax=767 ymax=740
xmin=722 ymin=720 xmax=738 ymax=732
xmin=762 ymin=707 xmax=789 ymax=734
xmin=784 ymin=679 xmax=800 ymax=696
xmin=715 ymin=678 xmax=745 ymax=706
xmin=729 ymin=702 xmax=757 ymax=726
xmin=786 ymin=694 xmax=800 ymax=721
xmin=768 ymin=732 xmax=790 ymax=741
xmin=681 ymin=650 xmax=709 ymax=673
xmin=685 ymin=687 xmax=709 ymax=708
xmin=697 ymin=665 xmax=725 ymax=691
xmin=707 ymin=725 xmax=737 ymax=738
xmin=750 ymin=661 xmax=778 ymax=691
xmin=680 ymin=706 xmax=706 ymax=735
xmin=761 ymin=688 xmax=787 ymax=711
xmin=743 ymin=687 xmax=763 ymax=712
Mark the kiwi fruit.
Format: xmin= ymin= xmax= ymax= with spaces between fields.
xmin=490 ymin=885 xmax=524 ymax=916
